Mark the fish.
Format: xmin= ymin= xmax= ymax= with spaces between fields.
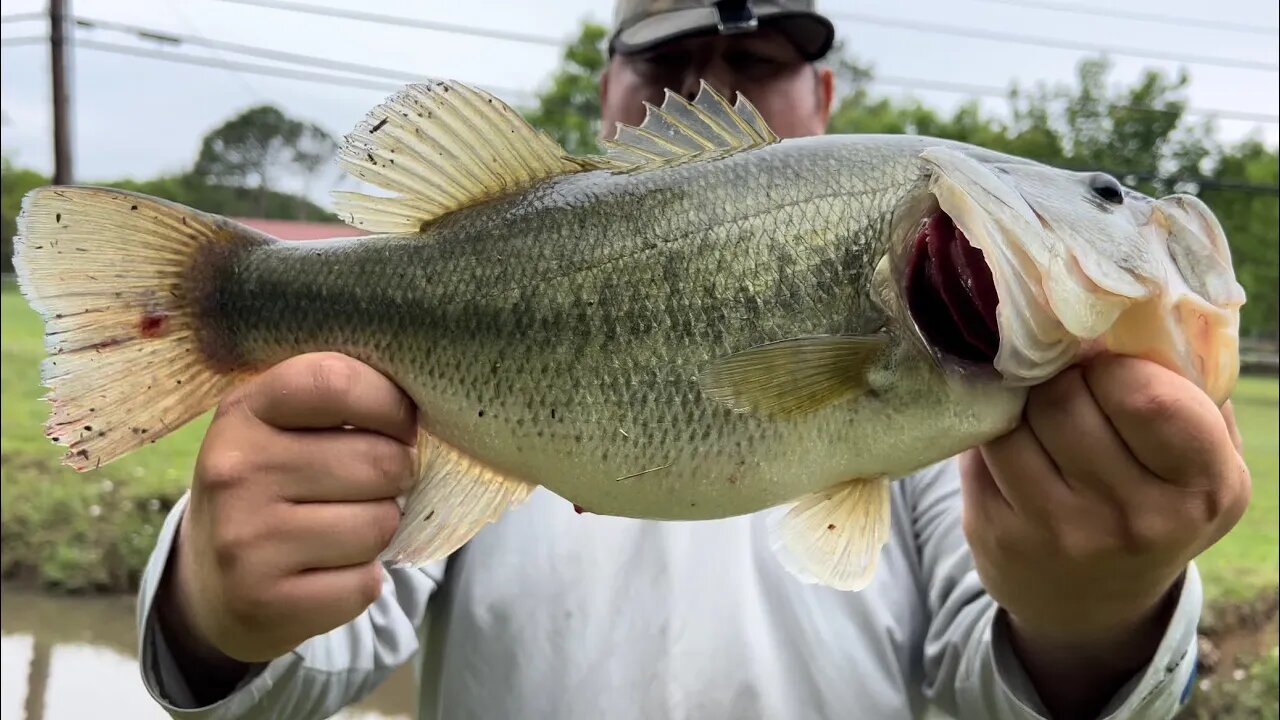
xmin=13 ymin=79 xmax=1245 ymax=591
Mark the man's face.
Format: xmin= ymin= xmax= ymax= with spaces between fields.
xmin=600 ymin=27 xmax=835 ymax=140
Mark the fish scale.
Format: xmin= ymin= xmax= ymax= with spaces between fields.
xmin=13 ymin=78 xmax=1243 ymax=592
xmin=194 ymin=138 xmax=992 ymax=524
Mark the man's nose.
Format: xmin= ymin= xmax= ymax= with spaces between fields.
xmin=679 ymin=68 xmax=732 ymax=102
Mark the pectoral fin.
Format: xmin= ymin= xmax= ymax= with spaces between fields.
xmin=770 ymin=477 xmax=892 ymax=591
xmin=698 ymin=335 xmax=887 ymax=417
xmin=381 ymin=429 xmax=536 ymax=567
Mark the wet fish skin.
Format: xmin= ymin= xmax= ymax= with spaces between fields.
xmin=197 ymin=134 xmax=1024 ymax=521
xmin=13 ymin=79 xmax=1242 ymax=590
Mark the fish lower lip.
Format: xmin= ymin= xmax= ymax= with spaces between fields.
xmin=905 ymin=211 xmax=1000 ymax=365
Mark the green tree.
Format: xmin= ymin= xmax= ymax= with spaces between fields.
xmin=1 ymin=158 xmax=50 ymax=274
xmin=105 ymin=174 xmax=331 ymax=223
xmin=1199 ymin=139 xmax=1280 ymax=339
xmin=523 ymin=21 xmax=609 ymax=155
xmin=2 ymin=101 xmax=339 ymax=273
xmin=193 ymin=105 xmax=336 ymax=216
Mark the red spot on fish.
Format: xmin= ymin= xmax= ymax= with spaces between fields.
xmin=139 ymin=311 xmax=169 ymax=338
xmin=573 ymin=503 xmax=586 ymax=515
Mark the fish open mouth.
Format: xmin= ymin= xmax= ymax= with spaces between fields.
xmin=904 ymin=210 xmax=1000 ymax=366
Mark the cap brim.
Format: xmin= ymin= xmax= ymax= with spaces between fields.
xmin=611 ymin=5 xmax=835 ymax=62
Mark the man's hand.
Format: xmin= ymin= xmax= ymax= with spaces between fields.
xmin=156 ymin=353 xmax=417 ymax=689
xmin=960 ymin=355 xmax=1250 ymax=718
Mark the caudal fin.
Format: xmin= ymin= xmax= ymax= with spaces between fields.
xmin=15 ymin=186 xmax=261 ymax=471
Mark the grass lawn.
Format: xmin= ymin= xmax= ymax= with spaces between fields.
xmin=1196 ymin=373 xmax=1280 ymax=605
xmin=2 ymin=280 xmax=1278 ymax=602
xmin=1 ymin=282 xmax=210 ymax=590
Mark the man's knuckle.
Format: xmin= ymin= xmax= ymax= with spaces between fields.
xmin=1183 ymin=458 xmax=1251 ymax=527
xmin=983 ymin=519 xmax=1030 ymax=560
xmin=1056 ymin=517 xmax=1113 ymax=559
xmin=211 ymin=527 xmax=255 ymax=574
xmin=365 ymin=439 xmax=396 ymax=478
xmin=198 ymin=450 xmax=250 ymax=492
xmin=1221 ymin=463 xmax=1253 ymax=523
xmin=1119 ymin=510 xmax=1175 ymax=553
xmin=224 ymin=585 xmax=275 ymax=628
xmin=312 ymin=356 xmax=358 ymax=401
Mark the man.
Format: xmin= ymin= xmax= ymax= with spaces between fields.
xmin=135 ymin=2 xmax=1251 ymax=719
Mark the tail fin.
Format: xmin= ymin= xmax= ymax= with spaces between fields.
xmin=15 ymin=186 xmax=259 ymax=471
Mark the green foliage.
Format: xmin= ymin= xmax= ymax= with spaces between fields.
xmin=1 ymin=283 xmax=205 ymax=591
xmin=193 ymin=104 xmax=336 ymax=216
xmin=1 ymin=102 xmax=337 ymax=273
xmin=105 ymin=174 xmax=332 ymax=222
xmin=522 ymin=21 xmax=609 ymax=155
xmin=1 ymin=158 xmax=50 ymax=274
xmin=1178 ymin=646 xmax=1280 ymax=720
xmin=1195 ymin=374 xmax=1280 ymax=605
xmin=1199 ymin=139 xmax=1280 ymax=341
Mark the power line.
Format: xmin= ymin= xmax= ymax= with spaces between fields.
xmin=167 ymin=1 xmax=263 ymax=102
xmin=4 ymin=14 xmax=1276 ymax=194
xmin=72 ymin=17 xmax=536 ymax=104
xmin=71 ymin=16 xmax=1278 ymax=126
xmin=73 ymin=38 xmax=409 ymax=93
xmin=73 ymin=18 xmax=466 ymax=87
xmin=215 ymin=0 xmax=564 ymax=48
xmin=0 ymin=36 xmax=44 ymax=47
xmin=962 ymin=0 xmax=1279 ymax=36
xmin=61 ymin=48 xmax=1280 ymax=195
xmin=219 ymin=0 xmax=1278 ymax=74
xmin=0 ymin=12 xmax=44 ymax=24
xmin=826 ymin=10 xmax=1278 ymax=73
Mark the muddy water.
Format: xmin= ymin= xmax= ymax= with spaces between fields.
xmin=0 ymin=586 xmax=416 ymax=720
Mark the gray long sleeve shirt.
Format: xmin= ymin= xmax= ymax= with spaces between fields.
xmin=134 ymin=458 xmax=1202 ymax=720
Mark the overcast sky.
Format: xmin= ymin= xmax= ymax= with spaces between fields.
xmin=1 ymin=0 xmax=1276 ymax=208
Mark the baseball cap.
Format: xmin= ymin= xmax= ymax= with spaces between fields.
xmin=609 ymin=0 xmax=836 ymax=61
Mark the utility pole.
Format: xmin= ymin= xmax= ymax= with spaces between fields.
xmin=50 ymin=0 xmax=73 ymax=184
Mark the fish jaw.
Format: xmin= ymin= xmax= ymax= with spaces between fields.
xmin=904 ymin=148 xmax=1244 ymax=404
xmin=1100 ymin=195 xmax=1244 ymax=405
xmin=907 ymin=148 xmax=1081 ymax=385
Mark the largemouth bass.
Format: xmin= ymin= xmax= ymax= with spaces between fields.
xmin=14 ymin=80 xmax=1244 ymax=590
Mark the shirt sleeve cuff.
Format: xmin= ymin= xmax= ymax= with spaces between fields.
xmin=988 ymin=562 xmax=1203 ymax=720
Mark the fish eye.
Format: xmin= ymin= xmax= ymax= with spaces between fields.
xmin=1089 ymin=174 xmax=1125 ymax=205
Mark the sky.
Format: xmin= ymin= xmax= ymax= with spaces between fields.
xmin=1 ymin=0 xmax=1277 ymax=208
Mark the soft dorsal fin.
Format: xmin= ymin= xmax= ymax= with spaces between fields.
xmin=582 ymin=81 xmax=781 ymax=171
xmin=332 ymin=81 xmax=580 ymax=233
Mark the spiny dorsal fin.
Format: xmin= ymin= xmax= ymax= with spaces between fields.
xmin=581 ymin=81 xmax=780 ymax=172
xmin=333 ymin=80 xmax=580 ymax=233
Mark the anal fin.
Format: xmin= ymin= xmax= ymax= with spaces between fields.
xmin=770 ymin=477 xmax=892 ymax=591
xmin=381 ymin=430 xmax=536 ymax=567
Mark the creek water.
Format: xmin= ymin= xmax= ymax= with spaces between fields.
xmin=0 ymin=585 xmax=416 ymax=720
